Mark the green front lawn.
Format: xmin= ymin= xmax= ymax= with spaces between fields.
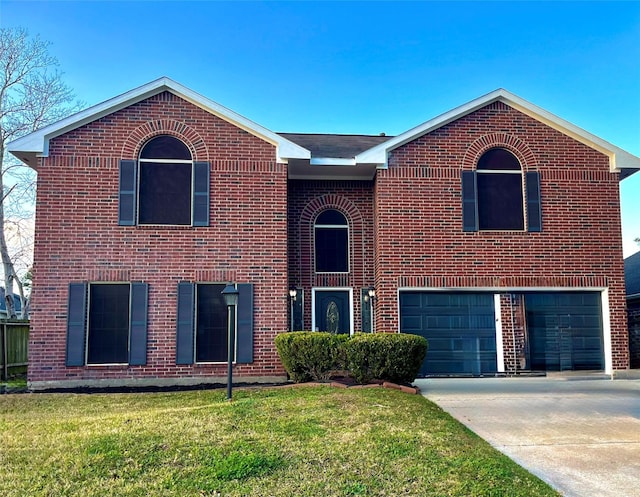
xmin=0 ymin=385 xmax=558 ymax=497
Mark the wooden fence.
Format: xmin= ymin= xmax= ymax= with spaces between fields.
xmin=1 ymin=320 xmax=29 ymax=380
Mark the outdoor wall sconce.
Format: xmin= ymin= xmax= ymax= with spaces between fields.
xmin=221 ymin=282 xmax=239 ymax=401
xmin=364 ymin=286 xmax=376 ymax=302
xmin=289 ymin=286 xmax=298 ymax=301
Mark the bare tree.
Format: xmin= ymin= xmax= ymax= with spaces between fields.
xmin=1 ymin=28 xmax=80 ymax=318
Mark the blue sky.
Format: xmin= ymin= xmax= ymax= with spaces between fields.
xmin=2 ymin=0 xmax=640 ymax=255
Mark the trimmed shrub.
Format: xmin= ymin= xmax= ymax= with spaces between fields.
xmin=275 ymin=332 xmax=349 ymax=382
xmin=345 ymin=333 xmax=428 ymax=384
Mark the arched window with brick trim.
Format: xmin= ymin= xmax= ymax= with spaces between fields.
xmin=462 ymin=148 xmax=541 ymax=232
xmin=118 ymin=134 xmax=210 ymax=227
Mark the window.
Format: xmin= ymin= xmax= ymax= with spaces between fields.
xmin=462 ymin=149 xmax=541 ymax=232
xmin=477 ymin=148 xmax=524 ymax=230
xmin=139 ymin=136 xmax=192 ymax=225
xmin=176 ymin=282 xmax=254 ymax=365
xmin=118 ymin=135 xmax=210 ymax=226
xmin=195 ymin=284 xmax=228 ymax=362
xmin=315 ymin=209 xmax=349 ymax=273
xmin=65 ymin=282 xmax=149 ymax=366
xmin=87 ymin=284 xmax=130 ymax=364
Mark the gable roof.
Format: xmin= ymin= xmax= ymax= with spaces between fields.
xmin=355 ymin=88 xmax=640 ymax=178
xmin=8 ymin=81 xmax=639 ymax=179
xmin=7 ymin=77 xmax=310 ymax=166
xmin=625 ymin=251 xmax=640 ymax=299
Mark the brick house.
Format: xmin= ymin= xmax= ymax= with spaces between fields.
xmin=625 ymin=251 xmax=640 ymax=368
xmin=8 ymin=77 xmax=640 ymax=389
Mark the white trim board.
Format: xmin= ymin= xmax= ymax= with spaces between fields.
xmin=356 ymin=89 xmax=640 ymax=174
xmin=7 ymin=76 xmax=310 ymax=166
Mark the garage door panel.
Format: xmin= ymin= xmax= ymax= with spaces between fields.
xmin=401 ymin=293 xmax=422 ymax=307
xmin=525 ymin=292 xmax=604 ymax=371
xmin=401 ymin=316 xmax=423 ymax=329
xmin=400 ymin=292 xmax=497 ymax=376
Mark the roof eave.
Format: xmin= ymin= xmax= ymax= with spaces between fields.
xmin=310 ymin=157 xmax=356 ymax=166
xmin=287 ymin=158 xmax=377 ymax=180
xmin=7 ymin=76 xmax=310 ymax=166
xmin=355 ymin=89 xmax=640 ymax=175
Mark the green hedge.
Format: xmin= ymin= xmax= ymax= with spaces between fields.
xmin=274 ymin=332 xmax=349 ymax=382
xmin=275 ymin=332 xmax=428 ymax=384
xmin=346 ymin=333 xmax=428 ymax=384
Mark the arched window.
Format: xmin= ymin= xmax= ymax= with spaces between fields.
xmin=476 ymin=148 xmax=524 ymax=230
xmin=315 ymin=209 xmax=349 ymax=273
xmin=138 ymin=135 xmax=193 ymax=225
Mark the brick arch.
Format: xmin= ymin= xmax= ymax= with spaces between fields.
xmin=299 ymin=194 xmax=363 ymax=226
xmin=295 ymin=194 xmax=365 ymax=289
xmin=121 ymin=119 xmax=209 ymax=160
xmin=462 ymin=132 xmax=537 ymax=171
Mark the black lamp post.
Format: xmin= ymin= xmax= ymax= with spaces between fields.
xmin=221 ymin=283 xmax=239 ymax=401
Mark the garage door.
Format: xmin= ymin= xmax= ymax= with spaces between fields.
xmin=525 ymin=292 xmax=604 ymax=371
xmin=400 ymin=292 xmax=497 ymax=376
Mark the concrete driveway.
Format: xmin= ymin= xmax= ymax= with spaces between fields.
xmin=414 ymin=377 xmax=640 ymax=497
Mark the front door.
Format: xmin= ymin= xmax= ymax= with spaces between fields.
xmin=314 ymin=290 xmax=351 ymax=335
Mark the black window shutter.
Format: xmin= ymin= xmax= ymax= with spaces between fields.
xmin=462 ymin=171 xmax=478 ymax=232
xmin=176 ymin=282 xmax=195 ymax=364
xmin=128 ymin=283 xmax=149 ymax=366
xmin=119 ymin=159 xmax=137 ymax=225
xmin=236 ymin=283 xmax=254 ymax=363
xmin=192 ymin=161 xmax=210 ymax=227
xmin=526 ymin=171 xmax=542 ymax=232
xmin=66 ymin=282 xmax=88 ymax=366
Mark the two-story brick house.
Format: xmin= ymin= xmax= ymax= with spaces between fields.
xmin=9 ymin=78 xmax=639 ymax=389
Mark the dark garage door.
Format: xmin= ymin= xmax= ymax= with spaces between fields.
xmin=525 ymin=292 xmax=604 ymax=371
xmin=400 ymin=292 xmax=497 ymax=376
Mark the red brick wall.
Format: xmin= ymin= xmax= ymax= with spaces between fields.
xmin=375 ymin=102 xmax=629 ymax=369
xmin=287 ymin=180 xmax=375 ymax=331
xmin=30 ymin=92 xmax=289 ymax=384
xmin=498 ymin=294 xmax=529 ymax=373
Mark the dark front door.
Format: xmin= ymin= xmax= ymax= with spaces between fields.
xmin=314 ymin=290 xmax=351 ymax=334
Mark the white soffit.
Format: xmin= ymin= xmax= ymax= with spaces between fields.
xmin=356 ymin=89 xmax=640 ymax=173
xmin=7 ymin=76 xmax=310 ymax=166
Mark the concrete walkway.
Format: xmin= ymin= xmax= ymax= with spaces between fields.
xmin=414 ymin=377 xmax=640 ymax=497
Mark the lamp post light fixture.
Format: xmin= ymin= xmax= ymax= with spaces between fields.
xmin=367 ymin=287 xmax=376 ymax=333
xmin=288 ymin=286 xmax=297 ymax=331
xmin=221 ymin=283 xmax=239 ymax=401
